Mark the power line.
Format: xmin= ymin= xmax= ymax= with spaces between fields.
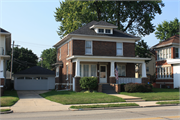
xmin=15 ymin=40 xmax=53 ymax=47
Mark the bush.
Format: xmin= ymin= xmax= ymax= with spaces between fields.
xmin=125 ymin=83 xmax=152 ymax=93
xmin=80 ymin=77 xmax=98 ymax=91
xmin=120 ymin=83 xmax=126 ymax=92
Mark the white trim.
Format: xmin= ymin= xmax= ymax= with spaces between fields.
xmin=90 ymin=25 xmax=118 ymax=29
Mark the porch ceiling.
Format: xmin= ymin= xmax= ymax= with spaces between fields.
xmin=67 ymin=55 xmax=151 ymax=63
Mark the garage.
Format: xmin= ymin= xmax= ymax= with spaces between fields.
xmin=14 ymin=66 xmax=55 ymax=90
xmin=173 ymin=64 xmax=180 ymax=88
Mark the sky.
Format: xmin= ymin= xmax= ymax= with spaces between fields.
xmin=0 ymin=0 xmax=180 ymax=58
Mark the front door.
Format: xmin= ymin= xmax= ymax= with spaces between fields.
xmin=99 ymin=65 xmax=107 ymax=83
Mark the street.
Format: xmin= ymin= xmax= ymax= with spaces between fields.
xmin=1 ymin=106 xmax=180 ymax=120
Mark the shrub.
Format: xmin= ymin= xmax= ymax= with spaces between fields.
xmin=120 ymin=83 xmax=126 ymax=92
xmin=125 ymin=83 xmax=152 ymax=93
xmin=80 ymin=77 xmax=98 ymax=91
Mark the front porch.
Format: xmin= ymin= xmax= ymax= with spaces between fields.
xmin=67 ymin=55 xmax=150 ymax=92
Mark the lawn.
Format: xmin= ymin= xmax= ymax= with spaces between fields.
xmin=0 ymin=90 xmax=19 ymax=107
xmin=40 ymin=91 xmax=125 ymax=105
xmin=120 ymin=88 xmax=180 ymax=101
xmin=70 ymin=103 xmax=138 ymax=109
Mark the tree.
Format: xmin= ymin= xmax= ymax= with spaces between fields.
xmin=135 ymin=40 xmax=151 ymax=63
xmin=54 ymin=0 xmax=164 ymax=37
xmin=155 ymin=18 xmax=180 ymax=42
xmin=37 ymin=48 xmax=56 ymax=70
xmin=7 ymin=47 xmax=38 ymax=73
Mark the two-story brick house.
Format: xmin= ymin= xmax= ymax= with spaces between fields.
xmin=53 ymin=21 xmax=150 ymax=92
xmin=0 ymin=28 xmax=11 ymax=95
xmin=153 ymin=35 xmax=180 ymax=88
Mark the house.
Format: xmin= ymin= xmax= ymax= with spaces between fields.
xmin=135 ymin=50 xmax=156 ymax=82
xmin=14 ymin=66 xmax=55 ymax=90
xmin=53 ymin=21 xmax=151 ymax=92
xmin=153 ymin=35 xmax=180 ymax=88
xmin=0 ymin=28 xmax=11 ymax=95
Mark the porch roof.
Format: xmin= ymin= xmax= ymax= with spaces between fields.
xmin=67 ymin=55 xmax=151 ymax=63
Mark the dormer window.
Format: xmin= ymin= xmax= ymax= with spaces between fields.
xmin=98 ymin=29 xmax=104 ymax=33
xmin=105 ymin=29 xmax=111 ymax=33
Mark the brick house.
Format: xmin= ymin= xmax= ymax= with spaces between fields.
xmin=53 ymin=21 xmax=150 ymax=92
xmin=153 ymin=35 xmax=180 ymax=88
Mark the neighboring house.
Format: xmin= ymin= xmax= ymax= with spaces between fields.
xmin=135 ymin=50 xmax=156 ymax=82
xmin=14 ymin=66 xmax=55 ymax=90
xmin=0 ymin=28 xmax=11 ymax=95
xmin=153 ymin=35 xmax=180 ymax=88
xmin=53 ymin=21 xmax=150 ymax=92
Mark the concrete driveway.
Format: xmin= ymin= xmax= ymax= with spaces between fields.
xmin=11 ymin=91 xmax=70 ymax=113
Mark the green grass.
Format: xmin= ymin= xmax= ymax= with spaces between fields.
xmin=156 ymin=101 xmax=180 ymax=105
xmin=70 ymin=103 xmax=139 ymax=109
xmin=40 ymin=90 xmax=125 ymax=105
xmin=121 ymin=88 xmax=180 ymax=101
xmin=0 ymin=90 xmax=19 ymax=107
xmin=0 ymin=109 xmax=11 ymax=112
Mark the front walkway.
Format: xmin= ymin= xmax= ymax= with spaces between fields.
xmin=10 ymin=91 xmax=70 ymax=112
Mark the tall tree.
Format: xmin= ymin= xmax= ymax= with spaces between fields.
xmin=135 ymin=40 xmax=151 ymax=63
xmin=37 ymin=48 xmax=56 ymax=71
xmin=155 ymin=18 xmax=180 ymax=42
xmin=7 ymin=47 xmax=38 ymax=73
xmin=54 ymin=0 xmax=164 ymax=37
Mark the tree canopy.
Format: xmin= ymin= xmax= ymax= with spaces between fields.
xmin=54 ymin=0 xmax=164 ymax=37
xmin=135 ymin=40 xmax=151 ymax=63
xmin=37 ymin=48 xmax=56 ymax=71
xmin=7 ymin=47 xmax=38 ymax=73
xmin=155 ymin=18 xmax=180 ymax=42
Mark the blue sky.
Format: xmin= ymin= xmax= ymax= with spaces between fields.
xmin=0 ymin=0 xmax=179 ymax=58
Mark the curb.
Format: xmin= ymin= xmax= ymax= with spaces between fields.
xmin=68 ymin=104 xmax=180 ymax=111
xmin=0 ymin=110 xmax=13 ymax=114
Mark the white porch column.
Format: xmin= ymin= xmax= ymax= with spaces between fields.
xmin=141 ymin=62 xmax=147 ymax=78
xmin=75 ymin=60 xmax=80 ymax=77
xmin=0 ymin=59 xmax=4 ymax=78
xmin=110 ymin=61 xmax=115 ymax=77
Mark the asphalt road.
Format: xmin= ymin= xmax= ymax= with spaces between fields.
xmin=1 ymin=106 xmax=180 ymax=120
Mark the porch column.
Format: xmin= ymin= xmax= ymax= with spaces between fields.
xmin=110 ymin=61 xmax=115 ymax=77
xmin=0 ymin=59 xmax=4 ymax=78
xmin=141 ymin=62 xmax=147 ymax=78
xmin=75 ymin=60 xmax=80 ymax=77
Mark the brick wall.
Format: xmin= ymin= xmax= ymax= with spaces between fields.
xmin=73 ymin=40 xmax=85 ymax=55
xmin=123 ymin=43 xmax=135 ymax=57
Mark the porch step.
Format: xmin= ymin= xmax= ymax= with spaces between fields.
xmin=102 ymin=84 xmax=117 ymax=94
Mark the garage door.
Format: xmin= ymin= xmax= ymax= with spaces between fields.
xmin=14 ymin=76 xmax=54 ymax=90
xmin=173 ymin=65 xmax=180 ymax=88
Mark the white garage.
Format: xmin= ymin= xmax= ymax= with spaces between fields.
xmin=14 ymin=66 xmax=55 ymax=90
xmin=173 ymin=64 xmax=180 ymax=88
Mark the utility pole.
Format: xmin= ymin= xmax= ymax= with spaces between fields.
xmin=41 ymin=57 xmax=43 ymax=67
xmin=10 ymin=41 xmax=14 ymax=79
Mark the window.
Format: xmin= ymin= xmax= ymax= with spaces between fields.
xmin=175 ymin=48 xmax=179 ymax=58
xmin=116 ymin=43 xmax=123 ymax=56
xmin=146 ymin=67 xmax=149 ymax=72
xmin=117 ymin=64 xmax=126 ymax=76
xmin=59 ymin=48 xmax=61 ymax=60
xmin=56 ymin=67 xmax=59 ymax=77
xmin=98 ymin=29 xmax=104 ymax=33
xmin=41 ymin=77 xmax=48 ymax=80
xmin=25 ymin=77 xmax=32 ymax=79
xmin=157 ymin=66 xmax=171 ymax=79
xmin=85 ymin=41 xmax=92 ymax=54
xmin=17 ymin=77 xmax=24 ymax=79
xmin=163 ymin=49 xmax=166 ymax=59
xmin=34 ymin=77 xmax=40 ymax=80
xmin=166 ymin=48 xmax=169 ymax=58
xmin=66 ymin=65 xmax=68 ymax=80
xmin=157 ymin=50 xmax=159 ymax=60
xmin=169 ymin=48 xmax=171 ymax=58
xmin=80 ymin=64 xmax=97 ymax=77
xmin=105 ymin=29 xmax=111 ymax=33
xmin=157 ymin=48 xmax=172 ymax=60
xmin=67 ymin=42 xmax=69 ymax=56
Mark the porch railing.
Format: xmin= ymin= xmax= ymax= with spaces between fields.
xmin=116 ymin=78 xmax=142 ymax=84
xmin=0 ymin=47 xmax=4 ymax=55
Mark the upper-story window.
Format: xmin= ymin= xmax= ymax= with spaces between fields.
xmin=116 ymin=43 xmax=123 ymax=56
xmin=59 ymin=48 xmax=61 ymax=60
xmin=105 ymin=29 xmax=111 ymax=33
xmin=157 ymin=48 xmax=171 ymax=60
xmin=56 ymin=67 xmax=59 ymax=77
xmin=66 ymin=65 xmax=68 ymax=80
xmin=85 ymin=41 xmax=92 ymax=55
xmin=175 ymin=48 xmax=179 ymax=58
xmin=98 ymin=29 xmax=104 ymax=33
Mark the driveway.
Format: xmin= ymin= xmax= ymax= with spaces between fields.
xmin=11 ymin=91 xmax=70 ymax=113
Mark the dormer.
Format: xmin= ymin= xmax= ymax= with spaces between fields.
xmin=89 ymin=21 xmax=118 ymax=34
